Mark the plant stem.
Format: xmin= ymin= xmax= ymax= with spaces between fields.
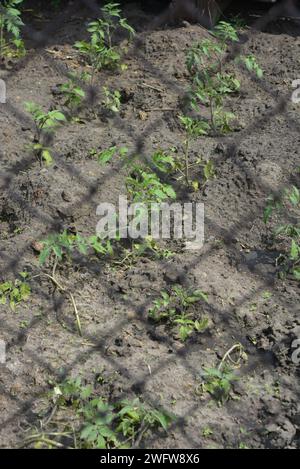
xmin=210 ymin=98 xmax=216 ymax=135
xmin=35 ymin=269 xmax=82 ymax=336
xmin=184 ymin=136 xmax=190 ymax=186
xmin=0 ymin=22 xmax=4 ymax=60
xmin=22 ymin=435 xmax=71 ymax=449
xmin=218 ymin=343 xmax=243 ymax=371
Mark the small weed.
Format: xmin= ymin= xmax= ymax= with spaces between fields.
xmin=149 ymin=285 xmax=209 ymax=342
xmin=19 ymin=319 xmax=29 ymax=329
xmin=262 ymin=291 xmax=272 ymax=300
xmin=0 ymin=272 xmax=30 ymax=310
xmin=202 ymin=427 xmax=214 ymax=437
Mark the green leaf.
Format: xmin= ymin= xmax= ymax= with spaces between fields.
xmin=81 ymin=425 xmax=99 ymax=443
xmin=263 ymin=204 xmax=273 ymax=224
xmin=97 ymin=146 xmax=117 ymax=164
xmin=41 ymin=149 xmax=53 ymax=165
xmin=190 ymin=290 xmax=208 ymax=302
xmin=50 ymin=111 xmax=66 ymax=121
xmin=39 ymin=247 xmax=51 ymax=265
xmin=194 ymin=318 xmax=209 ymax=332
xmin=0 ymin=296 xmax=7 ymax=305
xmin=289 ymin=186 xmax=300 ymax=206
xmin=19 ymin=271 xmax=28 ymax=279
xmin=292 ymin=267 xmax=300 ymax=280
xmin=203 ymin=367 xmax=223 ymax=379
xmin=178 ymin=325 xmax=191 ymax=341
xmin=150 ymin=410 xmax=171 ymax=431
xmin=53 ymin=245 xmax=63 ymax=260
xmin=99 ymin=426 xmax=115 ymax=438
xmin=164 ymin=186 xmax=177 ymax=199
xmin=80 ymin=386 xmax=92 ymax=400
xmin=290 ymin=239 xmax=299 ymax=261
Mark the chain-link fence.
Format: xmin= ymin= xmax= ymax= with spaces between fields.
xmin=0 ymin=0 xmax=299 ymax=450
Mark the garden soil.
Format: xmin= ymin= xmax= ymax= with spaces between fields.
xmin=0 ymin=1 xmax=299 ymax=449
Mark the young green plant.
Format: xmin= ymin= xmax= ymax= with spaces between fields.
xmin=94 ymin=146 xmax=177 ymax=260
xmin=36 ymin=231 xmax=113 ymax=335
xmin=149 ymin=285 xmax=209 ymax=341
xmin=0 ymin=272 xmax=30 ymax=311
xmin=264 ymin=185 xmax=300 ymax=280
xmin=74 ymin=2 xmax=135 ymax=82
xmin=24 ymin=102 xmax=66 ymax=165
xmin=0 ymin=0 xmax=25 ymax=61
xmin=102 ymin=86 xmax=121 ymax=114
xmin=185 ymin=21 xmax=263 ymax=136
xmin=59 ymin=78 xmax=86 ymax=112
xmin=179 ymin=115 xmax=209 ymax=186
xmin=26 ymin=378 xmax=174 ymax=449
xmin=200 ymin=343 xmax=245 ymax=405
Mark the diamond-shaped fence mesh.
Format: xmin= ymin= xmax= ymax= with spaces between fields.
xmin=0 ymin=0 xmax=299 ymax=450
